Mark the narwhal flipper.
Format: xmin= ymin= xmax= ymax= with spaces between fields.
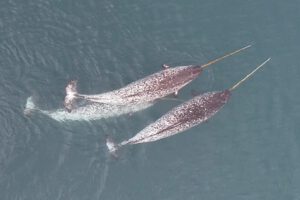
xmin=64 ymin=80 xmax=78 ymax=112
xmin=162 ymin=64 xmax=170 ymax=69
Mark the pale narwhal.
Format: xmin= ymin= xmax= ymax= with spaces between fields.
xmin=106 ymin=58 xmax=271 ymax=155
xmin=64 ymin=45 xmax=251 ymax=112
xmin=24 ymin=96 xmax=153 ymax=122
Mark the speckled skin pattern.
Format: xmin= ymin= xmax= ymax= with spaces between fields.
xmin=78 ymin=65 xmax=202 ymax=105
xmin=25 ymin=96 xmax=153 ymax=122
xmin=120 ymin=90 xmax=231 ymax=146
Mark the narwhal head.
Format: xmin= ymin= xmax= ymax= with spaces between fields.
xmin=166 ymin=65 xmax=203 ymax=87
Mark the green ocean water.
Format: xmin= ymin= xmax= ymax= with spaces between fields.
xmin=1 ymin=0 xmax=300 ymax=199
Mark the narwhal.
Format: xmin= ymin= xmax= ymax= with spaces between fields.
xmin=64 ymin=45 xmax=251 ymax=112
xmin=24 ymin=96 xmax=153 ymax=122
xmin=106 ymin=58 xmax=271 ymax=154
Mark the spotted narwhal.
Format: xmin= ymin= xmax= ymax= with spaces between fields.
xmin=24 ymin=96 xmax=152 ymax=122
xmin=106 ymin=58 xmax=271 ymax=155
xmin=64 ymin=45 xmax=251 ymax=112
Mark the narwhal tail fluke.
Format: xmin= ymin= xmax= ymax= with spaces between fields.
xmin=64 ymin=80 xmax=80 ymax=112
xmin=24 ymin=96 xmax=38 ymax=116
xmin=105 ymin=135 xmax=122 ymax=158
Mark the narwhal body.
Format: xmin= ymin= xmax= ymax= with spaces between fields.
xmin=24 ymin=96 xmax=152 ymax=122
xmin=65 ymin=45 xmax=251 ymax=112
xmin=106 ymin=58 xmax=271 ymax=154
xmin=64 ymin=65 xmax=202 ymax=110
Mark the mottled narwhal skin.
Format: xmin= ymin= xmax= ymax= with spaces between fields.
xmin=106 ymin=57 xmax=271 ymax=154
xmin=119 ymin=90 xmax=230 ymax=146
xmin=106 ymin=90 xmax=231 ymax=153
xmin=25 ymin=96 xmax=152 ymax=122
xmin=65 ymin=45 xmax=252 ymax=111
xmin=66 ymin=65 xmax=202 ymax=109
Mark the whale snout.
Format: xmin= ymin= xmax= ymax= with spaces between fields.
xmin=191 ymin=66 xmax=202 ymax=75
xmin=169 ymin=65 xmax=203 ymax=86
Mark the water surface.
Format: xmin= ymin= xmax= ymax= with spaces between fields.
xmin=1 ymin=0 xmax=300 ymax=199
